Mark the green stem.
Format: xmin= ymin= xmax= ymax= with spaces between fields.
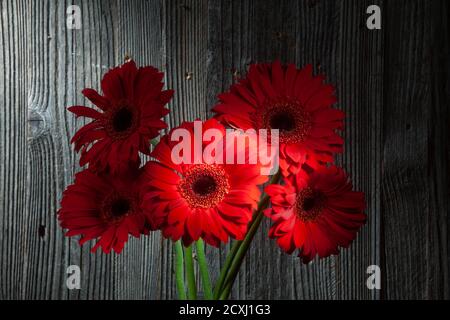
xmin=213 ymin=240 xmax=241 ymax=299
xmin=218 ymin=199 xmax=267 ymax=300
xmin=174 ymin=241 xmax=187 ymax=300
xmin=195 ymin=239 xmax=213 ymax=299
xmin=150 ymin=137 xmax=160 ymax=147
xmin=184 ymin=245 xmax=197 ymax=300
xmin=218 ymin=170 xmax=281 ymax=300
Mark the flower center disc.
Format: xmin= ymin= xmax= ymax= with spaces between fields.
xmin=106 ymin=105 xmax=137 ymax=140
xmin=192 ymin=175 xmax=217 ymax=196
xmin=178 ymin=165 xmax=230 ymax=209
xmin=111 ymin=198 xmax=131 ymax=217
xmin=269 ymin=111 xmax=296 ymax=132
xmin=113 ymin=107 xmax=134 ymax=132
xmin=259 ymin=98 xmax=312 ymax=144
xmin=101 ymin=193 xmax=134 ymax=222
xmin=295 ymin=187 xmax=324 ymax=222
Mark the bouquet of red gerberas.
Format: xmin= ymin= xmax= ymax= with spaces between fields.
xmin=58 ymin=59 xmax=366 ymax=300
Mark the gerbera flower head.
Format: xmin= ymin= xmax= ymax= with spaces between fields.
xmin=212 ymin=61 xmax=344 ymax=176
xmin=264 ymin=166 xmax=366 ymax=263
xmin=58 ymin=168 xmax=150 ymax=254
xmin=69 ymin=60 xmax=173 ymax=174
xmin=143 ymin=118 xmax=268 ymax=247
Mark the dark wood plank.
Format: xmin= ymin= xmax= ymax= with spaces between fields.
xmin=26 ymin=0 xmax=116 ymax=300
xmin=206 ymin=0 xmax=383 ymax=299
xmin=329 ymin=0 xmax=384 ymax=300
xmin=23 ymin=0 xmax=165 ymax=300
xmin=428 ymin=0 xmax=450 ymax=299
xmin=382 ymin=0 xmax=450 ymax=299
xmin=110 ymin=0 xmax=166 ymax=300
xmin=160 ymin=0 xmax=209 ymax=299
xmin=0 ymin=0 xmax=29 ymax=300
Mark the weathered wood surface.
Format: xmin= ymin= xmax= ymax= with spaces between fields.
xmin=0 ymin=0 xmax=448 ymax=299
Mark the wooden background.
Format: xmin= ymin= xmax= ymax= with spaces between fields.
xmin=0 ymin=0 xmax=449 ymax=300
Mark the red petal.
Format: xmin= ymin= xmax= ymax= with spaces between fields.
xmin=68 ymin=106 xmax=103 ymax=119
xmin=186 ymin=211 xmax=202 ymax=240
xmin=120 ymin=60 xmax=137 ymax=99
xmin=284 ymin=64 xmax=298 ymax=96
xmin=271 ymin=60 xmax=285 ymax=94
xmin=265 ymin=184 xmax=286 ymax=197
xmin=101 ymin=67 xmax=126 ymax=102
xmin=293 ymin=220 xmax=306 ymax=248
xmin=82 ymin=88 xmax=110 ymax=110
xmin=276 ymin=232 xmax=296 ymax=254
xmin=293 ymin=64 xmax=313 ymax=97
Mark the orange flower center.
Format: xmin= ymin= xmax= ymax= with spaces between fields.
xmin=178 ymin=164 xmax=230 ymax=209
xmin=258 ymin=97 xmax=312 ymax=144
xmin=295 ymin=187 xmax=324 ymax=222
xmin=105 ymin=104 xmax=138 ymax=140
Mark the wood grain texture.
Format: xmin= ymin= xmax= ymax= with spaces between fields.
xmin=382 ymin=0 xmax=450 ymax=299
xmin=0 ymin=0 xmax=29 ymax=300
xmin=206 ymin=0 xmax=384 ymax=300
xmin=0 ymin=0 xmax=448 ymax=300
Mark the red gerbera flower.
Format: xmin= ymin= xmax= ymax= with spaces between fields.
xmin=213 ymin=61 xmax=344 ymax=176
xmin=143 ymin=119 xmax=268 ymax=247
xmin=69 ymin=60 xmax=173 ymax=174
xmin=264 ymin=166 xmax=365 ymax=263
xmin=58 ymin=168 xmax=150 ymax=254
